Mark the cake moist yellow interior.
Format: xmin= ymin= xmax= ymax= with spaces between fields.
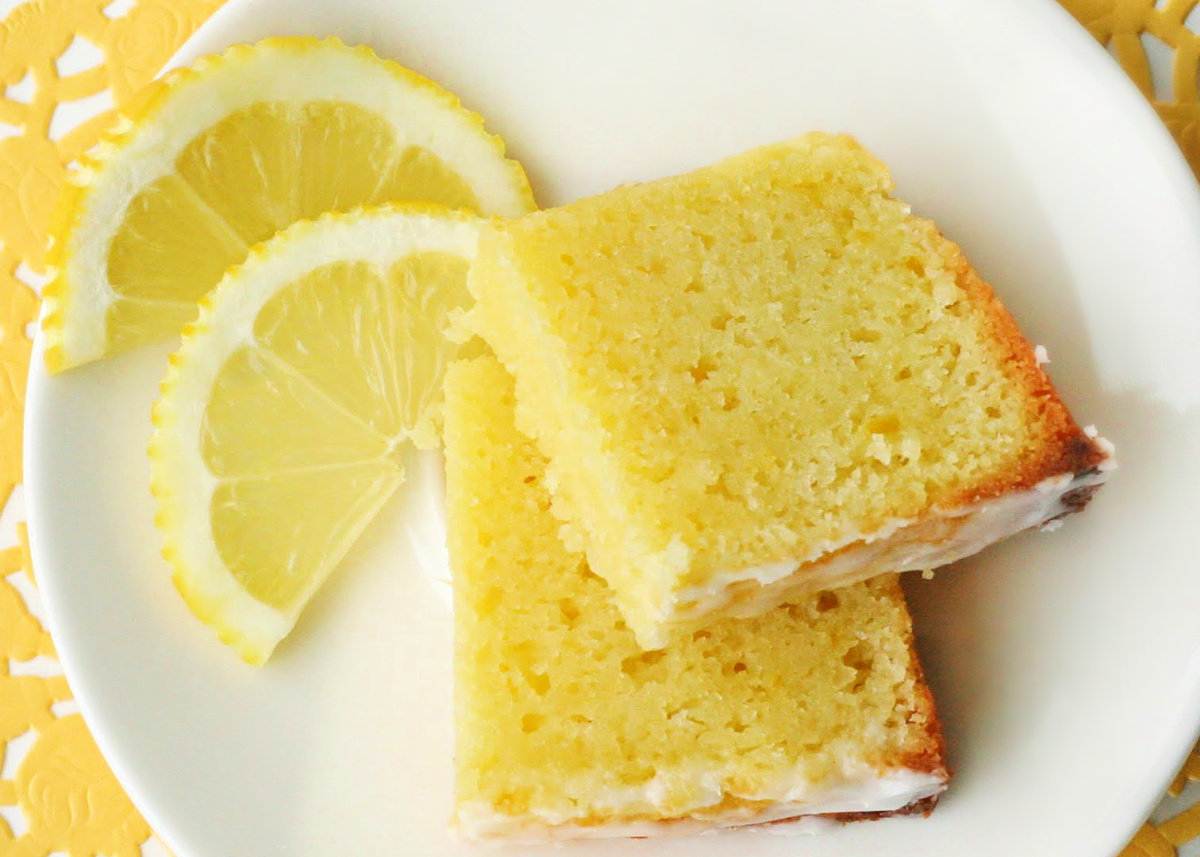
xmin=466 ymin=132 xmax=1103 ymax=646
xmin=447 ymin=357 xmax=944 ymax=837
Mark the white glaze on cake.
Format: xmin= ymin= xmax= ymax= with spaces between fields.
xmin=662 ymin=448 xmax=1115 ymax=630
xmin=455 ymin=764 xmax=946 ymax=842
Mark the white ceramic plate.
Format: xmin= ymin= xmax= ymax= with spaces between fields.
xmin=24 ymin=1 xmax=1200 ymax=855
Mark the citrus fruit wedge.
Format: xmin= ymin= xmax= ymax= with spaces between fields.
xmin=43 ymin=36 xmax=533 ymax=372
xmin=149 ymin=204 xmax=478 ymax=664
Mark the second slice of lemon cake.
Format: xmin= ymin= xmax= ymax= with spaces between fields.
xmin=466 ymin=132 xmax=1115 ymax=648
xmin=447 ymin=356 xmax=948 ymax=840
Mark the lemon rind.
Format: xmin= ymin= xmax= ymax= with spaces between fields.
xmin=44 ymin=35 xmax=535 ymax=372
xmin=149 ymin=203 xmax=480 ymax=664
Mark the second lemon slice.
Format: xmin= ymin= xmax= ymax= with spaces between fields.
xmin=150 ymin=204 xmax=478 ymax=664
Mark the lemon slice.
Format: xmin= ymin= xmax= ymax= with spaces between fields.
xmin=149 ymin=204 xmax=478 ymax=664
xmin=43 ymin=36 xmax=533 ymax=372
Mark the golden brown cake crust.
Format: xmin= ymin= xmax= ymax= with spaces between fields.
xmin=931 ymin=229 xmax=1109 ymax=508
xmin=896 ymin=626 xmax=951 ymax=780
xmin=814 ymin=792 xmax=943 ymax=824
xmin=856 ymin=575 xmax=950 ymax=783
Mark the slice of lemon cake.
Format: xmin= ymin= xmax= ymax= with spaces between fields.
xmin=447 ymin=356 xmax=948 ymax=841
xmin=465 ymin=132 xmax=1115 ymax=648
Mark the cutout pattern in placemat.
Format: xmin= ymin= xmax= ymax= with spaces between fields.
xmin=0 ymin=3 xmax=223 ymax=854
xmin=1061 ymin=0 xmax=1200 ymax=181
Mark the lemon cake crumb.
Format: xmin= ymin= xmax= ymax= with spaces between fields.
xmin=465 ymin=132 xmax=1114 ymax=648
xmin=446 ymin=357 xmax=948 ymax=841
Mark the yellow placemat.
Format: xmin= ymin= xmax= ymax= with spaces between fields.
xmin=0 ymin=4 xmax=224 ymax=854
xmin=0 ymin=1 xmax=1195 ymax=855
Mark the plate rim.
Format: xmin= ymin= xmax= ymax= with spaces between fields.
xmin=22 ymin=0 xmax=1200 ymax=855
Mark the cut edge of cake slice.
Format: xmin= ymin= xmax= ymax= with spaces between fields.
xmin=446 ymin=356 xmax=949 ymax=842
xmin=465 ymin=132 xmax=1115 ymax=649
